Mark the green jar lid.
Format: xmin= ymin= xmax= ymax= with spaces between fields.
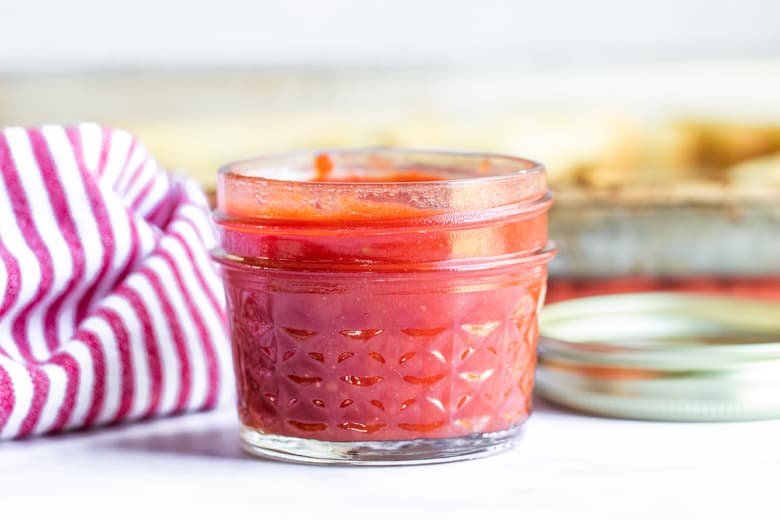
xmin=536 ymin=292 xmax=780 ymax=421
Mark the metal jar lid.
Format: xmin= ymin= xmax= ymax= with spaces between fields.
xmin=536 ymin=292 xmax=780 ymax=421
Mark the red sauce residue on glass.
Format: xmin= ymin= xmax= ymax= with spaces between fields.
xmin=313 ymin=153 xmax=444 ymax=183
xmin=331 ymin=171 xmax=446 ymax=182
xmin=313 ymin=153 xmax=334 ymax=181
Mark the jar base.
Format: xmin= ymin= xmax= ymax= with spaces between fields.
xmin=240 ymin=424 xmax=525 ymax=466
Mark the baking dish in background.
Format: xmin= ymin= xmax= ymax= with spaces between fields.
xmin=2 ymin=60 xmax=779 ymax=278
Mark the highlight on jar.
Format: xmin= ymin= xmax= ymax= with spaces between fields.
xmin=211 ymin=149 xmax=555 ymax=465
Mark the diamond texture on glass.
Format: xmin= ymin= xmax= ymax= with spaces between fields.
xmin=227 ymin=269 xmax=545 ymax=442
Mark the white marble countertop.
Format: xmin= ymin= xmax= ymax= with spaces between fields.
xmin=2 ymin=398 xmax=778 ymax=519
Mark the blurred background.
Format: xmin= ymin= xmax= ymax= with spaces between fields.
xmin=2 ymin=0 xmax=780 ymax=291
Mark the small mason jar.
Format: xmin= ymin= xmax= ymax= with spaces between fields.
xmin=212 ymin=149 xmax=554 ymax=465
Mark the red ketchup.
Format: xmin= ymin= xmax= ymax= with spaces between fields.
xmin=213 ymin=150 xmax=553 ymax=463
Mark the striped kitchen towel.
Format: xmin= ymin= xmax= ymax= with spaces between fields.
xmin=0 ymin=124 xmax=232 ymax=440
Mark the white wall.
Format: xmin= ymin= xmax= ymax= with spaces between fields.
xmin=1 ymin=0 xmax=779 ymax=71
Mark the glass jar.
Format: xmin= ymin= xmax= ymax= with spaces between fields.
xmin=212 ymin=149 xmax=554 ymax=465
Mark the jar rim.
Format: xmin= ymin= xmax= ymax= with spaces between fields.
xmin=218 ymin=147 xmax=545 ymax=187
xmin=215 ymin=148 xmax=553 ymax=273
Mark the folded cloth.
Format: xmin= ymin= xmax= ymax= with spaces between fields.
xmin=0 ymin=124 xmax=231 ymax=440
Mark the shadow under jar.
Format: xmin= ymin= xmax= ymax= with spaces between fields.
xmin=212 ymin=149 xmax=554 ymax=465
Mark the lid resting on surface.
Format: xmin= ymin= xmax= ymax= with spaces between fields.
xmin=537 ymin=293 xmax=780 ymax=421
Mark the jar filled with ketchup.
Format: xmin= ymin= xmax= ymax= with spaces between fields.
xmin=213 ymin=149 xmax=554 ymax=464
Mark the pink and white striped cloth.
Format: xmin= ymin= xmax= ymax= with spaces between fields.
xmin=0 ymin=123 xmax=232 ymax=440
